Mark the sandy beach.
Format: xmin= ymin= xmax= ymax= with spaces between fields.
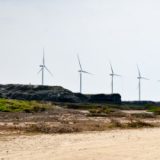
xmin=0 ymin=128 xmax=160 ymax=160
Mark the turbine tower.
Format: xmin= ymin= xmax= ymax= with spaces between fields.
xmin=38 ymin=49 xmax=53 ymax=85
xmin=137 ymin=66 xmax=149 ymax=101
xmin=77 ymin=55 xmax=91 ymax=93
xmin=109 ymin=63 xmax=120 ymax=94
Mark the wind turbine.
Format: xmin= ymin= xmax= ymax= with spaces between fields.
xmin=137 ymin=65 xmax=149 ymax=101
xmin=109 ymin=63 xmax=121 ymax=94
xmin=77 ymin=54 xmax=91 ymax=93
xmin=38 ymin=49 xmax=53 ymax=85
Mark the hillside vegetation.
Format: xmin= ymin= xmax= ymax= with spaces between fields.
xmin=0 ymin=98 xmax=159 ymax=113
xmin=0 ymin=98 xmax=53 ymax=112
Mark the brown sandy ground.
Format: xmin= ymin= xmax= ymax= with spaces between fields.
xmin=0 ymin=107 xmax=160 ymax=160
xmin=1 ymin=128 xmax=160 ymax=160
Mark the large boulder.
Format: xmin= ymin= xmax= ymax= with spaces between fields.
xmin=0 ymin=84 xmax=121 ymax=104
xmin=0 ymin=84 xmax=80 ymax=103
xmin=86 ymin=94 xmax=121 ymax=104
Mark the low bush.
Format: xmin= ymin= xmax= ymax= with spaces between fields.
xmin=148 ymin=106 xmax=160 ymax=115
xmin=127 ymin=120 xmax=154 ymax=128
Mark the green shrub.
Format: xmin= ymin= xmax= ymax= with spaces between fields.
xmin=148 ymin=106 xmax=160 ymax=115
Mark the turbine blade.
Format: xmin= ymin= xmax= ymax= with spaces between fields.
xmin=77 ymin=54 xmax=82 ymax=70
xmin=114 ymin=74 xmax=121 ymax=77
xmin=81 ymin=70 xmax=92 ymax=75
xmin=43 ymin=48 xmax=45 ymax=65
xmin=141 ymin=77 xmax=149 ymax=80
xmin=37 ymin=68 xmax=42 ymax=74
xmin=45 ymin=66 xmax=53 ymax=77
xmin=137 ymin=65 xmax=141 ymax=77
xmin=110 ymin=62 xmax=114 ymax=74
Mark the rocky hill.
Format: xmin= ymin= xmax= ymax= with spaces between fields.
xmin=0 ymin=84 xmax=121 ymax=104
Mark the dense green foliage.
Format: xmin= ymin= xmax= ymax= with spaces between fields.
xmin=0 ymin=98 xmax=52 ymax=112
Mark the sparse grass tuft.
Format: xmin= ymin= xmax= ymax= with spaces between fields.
xmin=108 ymin=119 xmax=124 ymax=128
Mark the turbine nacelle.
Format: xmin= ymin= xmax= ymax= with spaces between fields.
xmin=40 ymin=65 xmax=44 ymax=68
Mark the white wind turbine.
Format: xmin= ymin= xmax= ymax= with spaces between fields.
xmin=77 ymin=55 xmax=91 ymax=93
xmin=137 ymin=65 xmax=149 ymax=101
xmin=38 ymin=49 xmax=53 ymax=85
xmin=109 ymin=63 xmax=121 ymax=94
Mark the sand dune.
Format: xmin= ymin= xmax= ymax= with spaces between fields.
xmin=1 ymin=128 xmax=160 ymax=160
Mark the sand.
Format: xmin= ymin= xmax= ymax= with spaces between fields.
xmin=0 ymin=128 xmax=160 ymax=160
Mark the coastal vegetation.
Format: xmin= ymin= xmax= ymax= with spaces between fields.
xmin=0 ymin=98 xmax=53 ymax=112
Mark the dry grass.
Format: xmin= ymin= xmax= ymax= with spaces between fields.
xmin=0 ymin=102 xmax=158 ymax=134
xmin=0 ymin=117 xmax=155 ymax=134
xmin=108 ymin=118 xmax=154 ymax=129
xmin=88 ymin=108 xmax=127 ymax=117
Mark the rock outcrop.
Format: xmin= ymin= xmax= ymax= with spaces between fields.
xmin=0 ymin=84 xmax=121 ymax=104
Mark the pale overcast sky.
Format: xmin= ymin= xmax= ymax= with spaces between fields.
xmin=1 ymin=0 xmax=160 ymax=101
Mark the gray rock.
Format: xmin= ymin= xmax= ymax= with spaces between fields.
xmin=0 ymin=84 xmax=121 ymax=104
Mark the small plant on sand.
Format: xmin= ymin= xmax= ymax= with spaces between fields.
xmin=108 ymin=118 xmax=124 ymax=128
